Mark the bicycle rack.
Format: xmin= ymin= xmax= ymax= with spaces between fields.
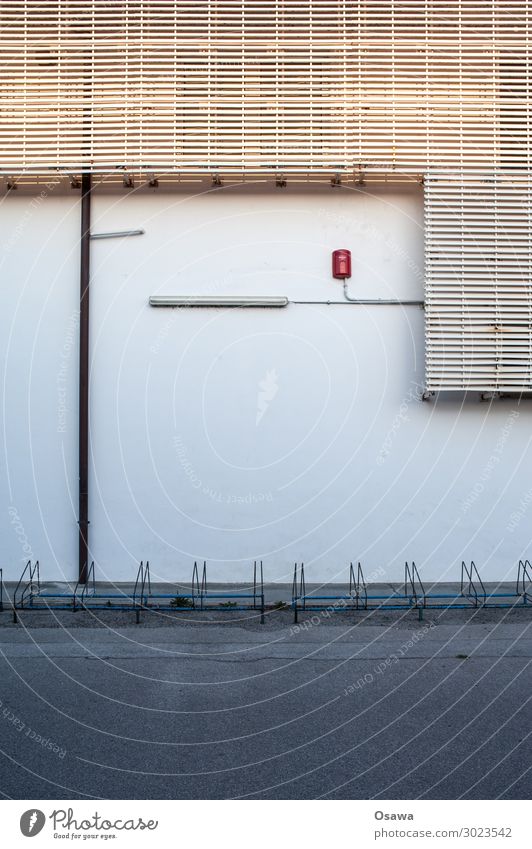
xmin=8 ymin=558 xmax=530 ymax=625
xmin=198 ymin=560 xmax=265 ymax=623
xmin=405 ymin=561 xmax=427 ymax=619
xmin=75 ymin=560 xmax=145 ymax=611
xmin=516 ymin=560 xmax=531 ymax=605
xmin=292 ymin=563 xmax=305 ymax=623
xmin=12 ymin=559 xmax=99 ymax=619
xmin=291 ymin=559 xmax=532 ymax=622
xmin=136 ymin=560 xmax=203 ymax=614
xmin=135 ymin=560 xmax=265 ymax=623
xmin=253 ymin=561 xmax=264 ymax=615
xmin=349 ymin=562 xmax=367 ymax=610
xmin=13 ymin=560 xmax=41 ymax=622
xmin=292 ymin=560 xmax=418 ymax=623
xmin=78 ymin=561 xmax=96 ymax=608
xmin=12 ymin=560 xmax=154 ymax=621
xmin=461 ymin=561 xmax=487 ymax=607
xmin=292 ymin=561 xmax=386 ymax=622
xmin=292 ymin=562 xmax=364 ymax=623
xmin=419 ymin=561 xmax=530 ymax=610
xmin=132 ymin=560 xmax=151 ymax=622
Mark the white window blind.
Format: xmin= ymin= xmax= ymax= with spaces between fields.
xmin=425 ymin=171 xmax=532 ymax=392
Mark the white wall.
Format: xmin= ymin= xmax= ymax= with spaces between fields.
xmin=0 ymin=191 xmax=80 ymax=580
xmin=2 ymin=183 xmax=531 ymax=584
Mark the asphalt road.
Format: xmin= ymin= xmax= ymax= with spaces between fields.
xmin=0 ymin=610 xmax=530 ymax=799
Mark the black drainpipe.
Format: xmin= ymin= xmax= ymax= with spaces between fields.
xmin=78 ymin=172 xmax=91 ymax=584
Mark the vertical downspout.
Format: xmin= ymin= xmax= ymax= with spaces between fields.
xmin=78 ymin=172 xmax=91 ymax=584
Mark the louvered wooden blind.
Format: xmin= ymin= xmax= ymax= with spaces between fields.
xmin=425 ymin=172 xmax=532 ymax=392
xmin=0 ymin=0 xmax=530 ymax=175
xmin=1 ymin=1 xmax=531 ymax=392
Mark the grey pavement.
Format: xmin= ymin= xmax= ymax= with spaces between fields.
xmin=0 ymin=609 xmax=530 ymax=800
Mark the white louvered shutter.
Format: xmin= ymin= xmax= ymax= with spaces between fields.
xmin=425 ymin=172 xmax=532 ymax=392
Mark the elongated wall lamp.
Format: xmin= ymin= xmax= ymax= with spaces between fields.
xmin=149 ymin=295 xmax=289 ymax=308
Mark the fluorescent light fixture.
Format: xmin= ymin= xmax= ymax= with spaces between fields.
xmin=91 ymin=229 xmax=145 ymax=240
xmin=149 ymin=295 xmax=289 ymax=308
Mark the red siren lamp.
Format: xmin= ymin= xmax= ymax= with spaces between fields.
xmin=332 ymin=249 xmax=351 ymax=279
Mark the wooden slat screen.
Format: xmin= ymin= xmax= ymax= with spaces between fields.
xmin=425 ymin=171 xmax=532 ymax=392
xmin=0 ymin=1 xmax=530 ymax=175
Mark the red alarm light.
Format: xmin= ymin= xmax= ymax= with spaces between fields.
xmin=332 ymin=249 xmax=351 ymax=279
